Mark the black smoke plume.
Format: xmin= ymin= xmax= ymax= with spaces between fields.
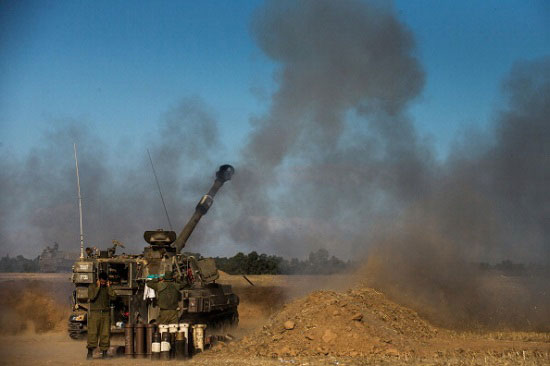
xmin=0 ymin=97 xmax=225 ymax=257
xmin=223 ymin=0 xmax=549 ymax=329
xmin=225 ymin=0 xmax=429 ymax=259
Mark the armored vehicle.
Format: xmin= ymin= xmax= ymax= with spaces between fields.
xmin=68 ymin=165 xmax=238 ymax=340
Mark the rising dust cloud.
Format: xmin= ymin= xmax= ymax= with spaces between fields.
xmin=0 ymin=281 xmax=71 ymax=334
xmin=0 ymin=0 xmax=548 ymax=331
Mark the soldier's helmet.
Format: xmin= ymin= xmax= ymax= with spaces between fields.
xmin=164 ymin=271 xmax=174 ymax=280
xmin=98 ymin=272 xmax=108 ymax=280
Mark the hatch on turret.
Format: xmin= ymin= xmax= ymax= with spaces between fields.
xmin=196 ymin=258 xmax=219 ymax=283
xmin=144 ymin=229 xmax=176 ymax=245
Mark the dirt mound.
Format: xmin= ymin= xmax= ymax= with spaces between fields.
xmin=0 ymin=280 xmax=71 ymax=334
xmin=233 ymin=285 xmax=290 ymax=331
xmin=225 ymin=286 xmax=438 ymax=358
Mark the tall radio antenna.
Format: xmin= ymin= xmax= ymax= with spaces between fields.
xmin=74 ymin=143 xmax=85 ymax=260
xmin=147 ymin=149 xmax=173 ymax=231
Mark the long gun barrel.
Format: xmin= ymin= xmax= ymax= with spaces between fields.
xmin=173 ymin=164 xmax=234 ymax=253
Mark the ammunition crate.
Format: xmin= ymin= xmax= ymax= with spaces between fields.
xmin=73 ymin=272 xmax=94 ymax=284
xmin=74 ymin=262 xmax=94 ymax=273
xmin=113 ymin=289 xmax=133 ymax=296
xmin=76 ymin=286 xmax=88 ymax=301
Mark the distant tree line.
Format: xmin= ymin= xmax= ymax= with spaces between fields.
xmin=478 ymin=260 xmax=550 ymax=276
xmin=214 ymin=248 xmax=353 ymax=275
xmin=0 ymin=249 xmax=352 ymax=275
xmin=2 ymin=251 xmax=547 ymax=277
xmin=0 ymin=255 xmax=40 ymax=272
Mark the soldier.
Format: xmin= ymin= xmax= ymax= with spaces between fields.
xmin=85 ymin=247 xmax=93 ymax=258
xmin=147 ymin=271 xmax=185 ymax=324
xmin=86 ymin=272 xmax=115 ymax=360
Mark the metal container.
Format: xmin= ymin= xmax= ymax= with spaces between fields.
xmin=179 ymin=323 xmax=189 ymax=341
xmin=72 ymin=272 xmax=94 ymax=284
xmin=178 ymin=323 xmax=190 ymax=358
xmin=124 ymin=323 xmax=134 ymax=358
xmin=169 ymin=324 xmax=177 ymax=358
xmin=151 ymin=331 xmax=161 ymax=360
xmin=73 ymin=261 xmax=94 ymax=272
xmin=175 ymin=331 xmax=187 ymax=360
xmin=192 ymin=324 xmax=206 ymax=352
xmin=160 ymin=331 xmax=171 ymax=360
xmin=135 ymin=323 xmax=146 ymax=358
xmin=146 ymin=324 xmax=155 ymax=357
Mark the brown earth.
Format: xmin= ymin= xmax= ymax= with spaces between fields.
xmin=220 ymin=286 xmax=550 ymax=365
xmin=0 ymin=273 xmax=549 ymax=365
xmin=226 ymin=287 xmax=439 ymax=358
xmin=0 ymin=277 xmax=72 ymax=335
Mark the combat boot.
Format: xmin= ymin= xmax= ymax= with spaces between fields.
xmin=101 ymin=350 xmax=108 ymax=359
xmin=86 ymin=348 xmax=94 ymax=360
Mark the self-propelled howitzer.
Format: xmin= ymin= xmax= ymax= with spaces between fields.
xmin=68 ymin=165 xmax=239 ymax=340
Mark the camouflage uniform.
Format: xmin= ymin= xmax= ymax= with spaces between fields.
xmin=148 ymin=272 xmax=184 ymax=324
xmin=87 ymin=284 xmax=115 ymax=351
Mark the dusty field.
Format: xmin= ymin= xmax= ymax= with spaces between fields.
xmin=0 ymin=272 xmax=548 ymax=365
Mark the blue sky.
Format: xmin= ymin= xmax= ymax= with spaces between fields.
xmin=1 ymin=0 xmax=547 ymax=160
xmin=397 ymin=1 xmax=549 ymax=153
xmin=1 ymin=1 xmax=267 ymax=161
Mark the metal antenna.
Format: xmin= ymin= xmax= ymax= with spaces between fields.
xmin=74 ymin=143 xmax=85 ymax=260
xmin=147 ymin=149 xmax=173 ymax=231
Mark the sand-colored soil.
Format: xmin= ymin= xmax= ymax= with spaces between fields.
xmin=0 ymin=273 xmax=548 ymax=365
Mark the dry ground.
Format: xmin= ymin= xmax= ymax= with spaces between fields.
xmin=0 ymin=272 xmax=548 ymax=365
